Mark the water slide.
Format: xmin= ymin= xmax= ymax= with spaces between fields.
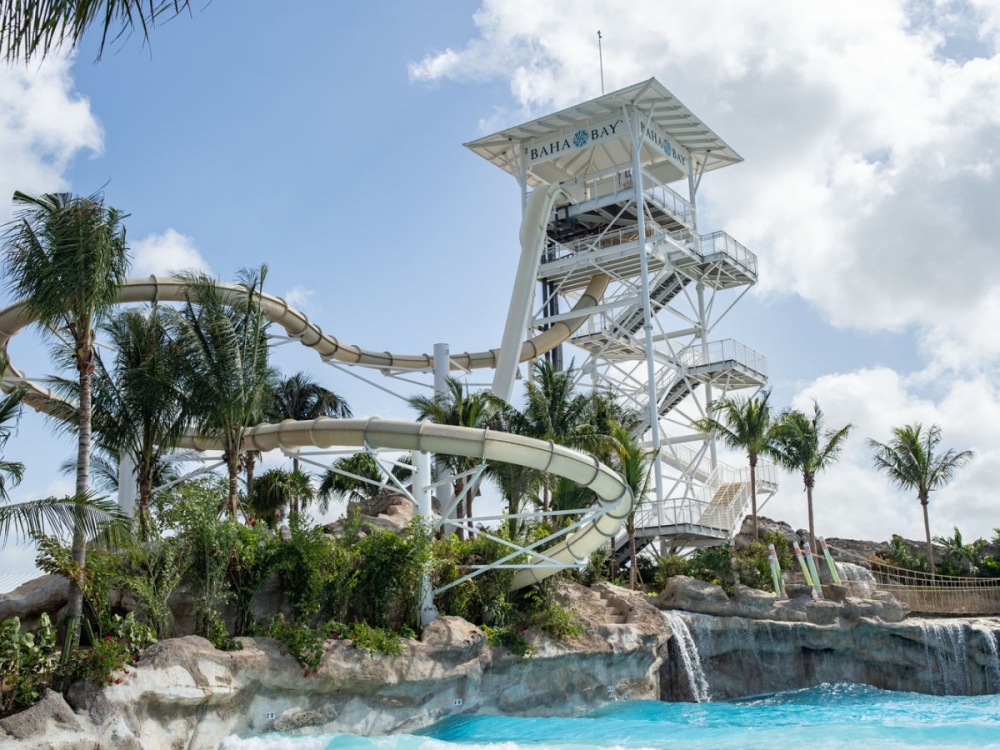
xmin=0 ymin=198 xmax=631 ymax=591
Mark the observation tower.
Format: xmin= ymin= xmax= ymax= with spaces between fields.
xmin=466 ymin=78 xmax=776 ymax=556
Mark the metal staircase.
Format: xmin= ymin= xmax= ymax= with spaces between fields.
xmin=465 ymin=78 xmax=779 ymax=557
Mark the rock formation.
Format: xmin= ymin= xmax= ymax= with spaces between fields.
xmin=1 ymin=575 xmax=999 ymax=749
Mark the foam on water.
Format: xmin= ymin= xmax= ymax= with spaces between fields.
xmin=222 ymin=684 xmax=1000 ymax=750
xmin=661 ymin=611 xmax=710 ymax=702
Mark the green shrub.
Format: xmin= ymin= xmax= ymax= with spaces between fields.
xmin=654 ymin=553 xmax=690 ymax=590
xmin=517 ymin=586 xmax=583 ymax=641
xmin=348 ymin=621 xmax=403 ymax=657
xmin=113 ymin=533 xmax=185 ymax=640
xmin=0 ymin=614 xmax=58 ymax=713
xmin=264 ymin=615 xmax=343 ymax=674
xmin=481 ymin=624 xmax=534 ymax=657
xmin=578 ymin=547 xmax=611 ymax=587
xmin=432 ymin=531 xmax=516 ymax=626
xmin=65 ymin=636 xmax=133 ymax=687
xmin=226 ymin=523 xmax=280 ymax=636
xmin=277 ymin=517 xmax=340 ymax=620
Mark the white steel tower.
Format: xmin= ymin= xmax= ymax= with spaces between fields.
xmin=466 ymin=78 xmax=776 ymax=559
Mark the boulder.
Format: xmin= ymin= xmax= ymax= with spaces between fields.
xmin=0 ymin=575 xmax=69 ymax=630
xmin=655 ymin=576 xmax=735 ymax=616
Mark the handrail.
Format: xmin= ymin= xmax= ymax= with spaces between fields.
xmin=678 ymin=339 xmax=768 ymax=378
xmin=0 ymin=275 xmax=630 ymax=592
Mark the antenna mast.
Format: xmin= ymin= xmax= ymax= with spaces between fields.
xmin=598 ymin=31 xmax=605 ymax=94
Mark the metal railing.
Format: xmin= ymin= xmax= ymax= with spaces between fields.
xmin=698 ymin=231 xmax=757 ymax=275
xmin=678 ymin=339 xmax=768 ymax=378
xmin=641 ymin=170 xmax=694 ymax=226
xmin=557 ymin=221 xmax=670 ymax=258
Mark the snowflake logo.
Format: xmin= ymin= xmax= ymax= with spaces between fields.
xmin=573 ymin=129 xmax=589 ymax=148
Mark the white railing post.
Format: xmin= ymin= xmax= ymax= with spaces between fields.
xmin=413 ymin=450 xmax=439 ymax=626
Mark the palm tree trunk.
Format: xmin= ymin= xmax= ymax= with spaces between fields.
xmin=805 ymin=477 xmax=817 ymax=556
xmin=67 ymin=352 xmax=93 ymax=649
xmin=454 ymin=477 xmax=465 ymax=540
xmin=226 ymin=448 xmax=240 ymax=519
xmin=137 ymin=466 xmax=153 ymax=542
xmin=628 ymin=517 xmax=637 ymax=590
xmin=749 ymin=453 xmax=758 ymax=541
xmin=922 ymin=495 xmax=935 ymax=582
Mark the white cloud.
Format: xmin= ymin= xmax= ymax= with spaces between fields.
xmin=761 ymin=366 xmax=999 ymax=544
xmin=409 ymin=1 xmax=1000 ymax=368
xmin=131 ymin=229 xmax=212 ymax=277
xmin=284 ymin=286 xmax=315 ymax=311
xmin=0 ymin=54 xmax=102 ymax=226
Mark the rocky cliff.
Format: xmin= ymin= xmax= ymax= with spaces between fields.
xmin=2 ymin=578 xmax=999 ymax=749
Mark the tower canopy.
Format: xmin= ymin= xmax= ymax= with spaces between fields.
xmin=465 ymin=78 xmax=741 ymax=188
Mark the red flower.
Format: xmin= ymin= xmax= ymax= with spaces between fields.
xmin=115 ymin=678 xmax=122 ymax=684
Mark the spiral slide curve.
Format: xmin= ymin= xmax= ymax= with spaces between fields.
xmin=0 ymin=199 xmax=630 ymax=591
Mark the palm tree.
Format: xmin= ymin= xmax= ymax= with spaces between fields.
xmin=77 ymin=307 xmax=188 ymax=539
xmin=1 ymin=0 xmax=193 ymax=62
xmin=317 ymin=452 xmax=385 ymax=510
xmin=248 ymin=468 xmax=314 ymax=530
xmin=610 ymin=423 xmax=654 ymax=590
xmin=169 ymin=267 xmax=272 ymax=519
xmin=267 ymin=371 xmax=351 ymax=516
xmin=522 ymin=360 xmax=608 ymax=514
xmin=771 ymin=403 xmax=852 ymax=555
xmin=867 ymin=423 xmax=974 ymax=580
xmin=0 ymin=362 xmax=126 ymax=544
xmin=408 ymin=378 xmax=503 ymax=538
xmin=2 ymin=190 xmax=129 ymax=649
xmin=693 ymin=391 xmax=775 ymax=541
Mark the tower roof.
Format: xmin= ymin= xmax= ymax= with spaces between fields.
xmin=465 ymin=78 xmax=742 ymax=187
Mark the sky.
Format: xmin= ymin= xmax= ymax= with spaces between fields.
xmin=1 ymin=0 xmax=1000 ymax=575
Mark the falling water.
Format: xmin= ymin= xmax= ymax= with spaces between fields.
xmin=836 ymin=562 xmax=877 ymax=598
xmin=662 ymin=612 xmax=711 ymax=702
xmin=972 ymin=623 xmax=1000 ymax=691
xmin=915 ymin=621 xmax=971 ymax=695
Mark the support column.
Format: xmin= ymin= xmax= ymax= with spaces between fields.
xmin=117 ymin=453 xmax=137 ymax=517
xmin=413 ymin=450 xmax=439 ymax=626
xmin=433 ymin=343 xmax=456 ymax=537
xmin=629 ymin=107 xmax=664 ymax=507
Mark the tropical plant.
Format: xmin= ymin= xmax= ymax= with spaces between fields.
xmin=408 ymin=378 xmax=503 ymax=537
xmin=317 ymin=452 xmax=385 ymax=511
xmin=693 ymin=390 xmax=775 ymax=541
xmin=867 ymin=423 xmax=974 ymax=579
xmin=609 ymin=423 xmax=653 ymax=590
xmin=170 ymin=267 xmax=272 ymax=519
xmin=2 ymin=190 xmax=130 ymax=650
xmin=1 ymin=0 xmax=194 ymax=62
xmin=248 ymin=468 xmax=314 ymax=530
xmin=49 ymin=307 xmax=189 ymax=539
xmin=0 ymin=614 xmax=58 ymax=713
xmin=268 ymin=371 xmax=351 ymax=437
xmin=770 ymin=402 xmax=852 ymax=555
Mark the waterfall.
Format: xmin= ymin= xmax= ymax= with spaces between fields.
xmin=973 ymin=623 xmax=1000 ymax=691
xmin=837 ymin=562 xmax=877 ymax=598
xmin=662 ymin=612 xmax=710 ymax=702
xmin=915 ymin=621 xmax=971 ymax=695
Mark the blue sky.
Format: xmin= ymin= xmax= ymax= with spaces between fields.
xmin=2 ymin=1 xmax=1000 ymax=575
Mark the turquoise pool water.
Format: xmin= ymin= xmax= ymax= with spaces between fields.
xmin=221 ymin=684 xmax=1000 ymax=749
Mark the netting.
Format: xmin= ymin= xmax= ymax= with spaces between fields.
xmin=831 ymin=544 xmax=1000 ymax=616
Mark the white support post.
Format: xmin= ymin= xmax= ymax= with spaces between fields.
xmin=433 ymin=343 xmax=456 ymax=537
xmin=413 ymin=450 xmax=439 ymax=626
xmin=117 ymin=453 xmax=137 ymax=517
xmin=628 ymin=106 xmax=664 ymax=507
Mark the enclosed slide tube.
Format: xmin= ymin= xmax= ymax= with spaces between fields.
xmin=0 ymin=269 xmax=627 ymax=590
xmin=181 ymin=418 xmax=633 ymax=591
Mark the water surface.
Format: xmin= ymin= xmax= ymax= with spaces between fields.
xmin=222 ymin=684 xmax=1000 ymax=749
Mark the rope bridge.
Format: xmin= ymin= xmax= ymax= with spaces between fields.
xmin=831 ymin=544 xmax=1000 ymax=616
